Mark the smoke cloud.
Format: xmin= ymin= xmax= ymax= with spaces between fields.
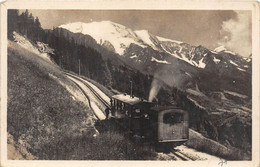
xmin=148 ymin=79 xmax=162 ymax=102
xmin=218 ymin=11 xmax=251 ymax=57
xmin=148 ymin=67 xmax=193 ymax=102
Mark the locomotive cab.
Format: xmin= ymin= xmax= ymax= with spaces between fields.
xmin=151 ymin=106 xmax=189 ymax=143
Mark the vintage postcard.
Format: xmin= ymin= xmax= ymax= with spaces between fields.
xmin=0 ymin=0 xmax=259 ymax=167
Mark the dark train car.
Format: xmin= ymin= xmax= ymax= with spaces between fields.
xmin=110 ymin=94 xmax=189 ymax=146
xmin=152 ymin=106 xmax=189 ymax=144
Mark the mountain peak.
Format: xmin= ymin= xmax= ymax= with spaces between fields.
xmin=59 ymin=21 xmax=144 ymax=55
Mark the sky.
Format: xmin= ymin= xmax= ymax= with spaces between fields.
xmin=21 ymin=10 xmax=252 ymax=57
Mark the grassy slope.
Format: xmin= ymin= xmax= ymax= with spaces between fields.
xmin=187 ymin=129 xmax=246 ymax=160
xmin=8 ymin=41 xmax=95 ymax=159
xmin=7 ymin=41 xmax=156 ymax=160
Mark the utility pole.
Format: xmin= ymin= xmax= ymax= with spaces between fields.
xmin=78 ymin=59 xmax=81 ymax=75
xmin=130 ymin=81 xmax=133 ymax=98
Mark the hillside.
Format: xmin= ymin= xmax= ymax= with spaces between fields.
xmin=7 ymin=39 xmax=161 ymax=160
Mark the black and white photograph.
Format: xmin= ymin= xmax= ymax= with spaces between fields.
xmin=0 ymin=0 xmax=259 ymax=166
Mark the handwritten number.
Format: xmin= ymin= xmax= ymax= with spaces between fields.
xmin=218 ymin=159 xmax=227 ymax=166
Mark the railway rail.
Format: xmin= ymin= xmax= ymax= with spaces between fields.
xmin=65 ymin=72 xmax=110 ymax=109
xmin=65 ymin=72 xmax=194 ymax=161
xmin=170 ymin=149 xmax=194 ymax=161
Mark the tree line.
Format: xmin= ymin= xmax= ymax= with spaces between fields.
xmin=8 ymin=9 xmax=42 ymax=41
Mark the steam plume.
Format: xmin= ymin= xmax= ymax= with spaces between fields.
xmin=218 ymin=11 xmax=251 ymax=57
xmin=148 ymin=79 xmax=162 ymax=102
xmin=148 ymin=67 xmax=192 ymax=102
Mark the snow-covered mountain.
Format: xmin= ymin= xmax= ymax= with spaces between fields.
xmin=56 ymin=21 xmax=251 ymax=96
xmin=59 ymin=21 xmax=183 ymax=56
xmin=58 ymin=21 xmax=250 ymax=73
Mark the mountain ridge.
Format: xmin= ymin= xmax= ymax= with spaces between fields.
xmin=56 ymin=21 xmax=252 ymax=97
xmin=58 ymin=21 xmax=251 ymax=72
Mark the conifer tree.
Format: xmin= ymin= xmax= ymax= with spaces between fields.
xmin=7 ymin=9 xmax=19 ymax=39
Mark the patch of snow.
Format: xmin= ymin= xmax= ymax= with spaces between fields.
xmin=217 ymin=108 xmax=231 ymax=113
xmin=135 ymin=30 xmax=158 ymax=50
xmin=179 ymin=52 xmax=196 ymax=66
xmin=210 ymin=50 xmax=218 ymax=54
xmin=187 ymin=97 xmax=206 ymax=110
xmin=244 ymin=65 xmax=249 ymax=68
xmin=186 ymin=89 xmax=205 ymax=97
xmin=243 ymin=57 xmax=252 ymax=62
xmin=151 ymin=57 xmax=171 ymax=64
xmin=190 ymin=47 xmax=195 ymax=57
xmin=224 ymin=50 xmax=236 ymax=55
xmin=224 ymin=90 xmax=248 ymax=99
xmin=161 ymin=45 xmax=180 ymax=59
xmin=179 ymin=46 xmax=183 ymax=53
xmin=229 ymin=60 xmax=239 ymax=66
xmin=192 ymin=60 xmax=199 ymax=67
xmin=214 ymin=46 xmax=236 ymax=55
xmin=213 ymin=57 xmax=221 ymax=64
xmin=198 ymin=58 xmax=206 ymax=68
xmin=130 ymin=55 xmax=137 ymax=59
xmin=214 ymin=46 xmax=226 ymax=53
xmin=161 ymin=45 xmax=206 ymax=69
xmin=237 ymin=67 xmax=246 ymax=72
xmin=156 ymin=36 xmax=183 ymax=44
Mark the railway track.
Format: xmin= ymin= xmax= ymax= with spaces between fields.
xmin=170 ymin=149 xmax=194 ymax=161
xmin=65 ymin=72 xmax=110 ymax=109
xmin=64 ymin=72 xmax=110 ymax=120
xmin=65 ymin=72 xmax=194 ymax=161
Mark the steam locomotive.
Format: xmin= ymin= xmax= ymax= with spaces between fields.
xmin=110 ymin=93 xmax=189 ymax=150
